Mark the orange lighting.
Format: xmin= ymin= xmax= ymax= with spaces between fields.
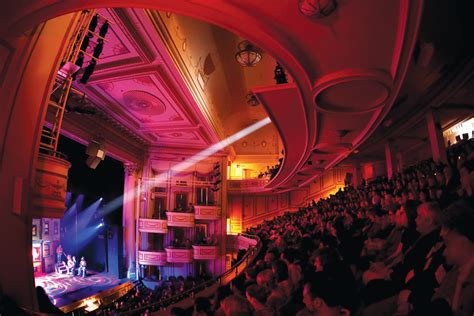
xmin=226 ymin=217 xmax=242 ymax=235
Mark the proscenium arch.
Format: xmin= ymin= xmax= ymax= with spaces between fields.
xmin=0 ymin=1 xmax=313 ymax=309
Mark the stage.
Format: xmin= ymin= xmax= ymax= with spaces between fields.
xmin=35 ymin=271 xmax=126 ymax=308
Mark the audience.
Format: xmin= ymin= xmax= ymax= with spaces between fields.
xmin=3 ymin=141 xmax=473 ymax=316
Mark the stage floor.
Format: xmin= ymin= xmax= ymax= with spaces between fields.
xmin=35 ymin=272 xmax=124 ymax=307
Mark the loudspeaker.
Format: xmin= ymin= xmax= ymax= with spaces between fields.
xmin=86 ymin=156 xmax=102 ymax=169
xmin=86 ymin=140 xmax=106 ymax=169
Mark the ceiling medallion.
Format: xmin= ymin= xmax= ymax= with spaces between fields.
xmin=298 ymin=0 xmax=338 ymax=18
xmin=235 ymin=41 xmax=262 ymax=67
xmin=122 ymin=90 xmax=166 ymax=115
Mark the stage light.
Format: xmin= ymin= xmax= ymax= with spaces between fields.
xmin=274 ymin=62 xmax=288 ymax=84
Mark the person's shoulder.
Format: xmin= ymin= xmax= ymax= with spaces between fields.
xmin=295 ymin=308 xmax=312 ymax=316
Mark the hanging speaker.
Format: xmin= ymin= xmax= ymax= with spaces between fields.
xmin=86 ymin=140 xmax=106 ymax=169
xmin=86 ymin=156 xmax=102 ymax=169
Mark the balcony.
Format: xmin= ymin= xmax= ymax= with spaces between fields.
xmin=138 ymin=218 xmax=168 ymax=233
xmin=165 ymin=248 xmax=193 ymax=263
xmin=237 ymin=234 xmax=258 ymax=250
xmin=194 ymin=205 xmax=221 ymax=220
xmin=138 ymin=250 xmax=167 ymax=266
xmin=192 ymin=245 xmax=219 ymax=260
xmin=227 ymin=179 xmax=269 ymax=194
xmin=166 ymin=212 xmax=195 ymax=227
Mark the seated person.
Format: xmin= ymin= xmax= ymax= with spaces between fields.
xmin=362 ymin=202 xmax=443 ymax=306
xmin=246 ymin=284 xmax=274 ymax=316
xmin=299 ymin=273 xmax=351 ymax=316
xmin=362 ymin=202 xmax=446 ymax=313
xmin=256 ymin=269 xmax=289 ymax=312
xmin=411 ymin=200 xmax=474 ymax=316
xmin=221 ymin=295 xmax=253 ymax=316
xmin=66 ymin=255 xmax=76 ymax=275
xmin=78 ymin=257 xmax=87 ymax=277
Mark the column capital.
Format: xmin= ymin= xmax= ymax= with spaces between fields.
xmin=124 ymin=163 xmax=139 ymax=176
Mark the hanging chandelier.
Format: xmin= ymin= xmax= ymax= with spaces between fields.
xmin=246 ymin=93 xmax=259 ymax=106
xmin=298 ymin=0 xmax=338 ymax=18
xmin=235 ymin=41 xmax=262 ymax=67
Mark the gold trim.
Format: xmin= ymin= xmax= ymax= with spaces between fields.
xmin=144 ymin=10 xmax=224 ymax=141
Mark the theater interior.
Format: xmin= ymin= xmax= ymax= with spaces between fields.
xmin=0 ymin=0 xmax=473 ymax=315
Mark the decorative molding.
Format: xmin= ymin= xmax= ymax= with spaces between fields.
xmin=166 ymin=211 xmax=195 ymax=227
xmin=165 ymin=248 xmax=193 ymax=263
xmin=144 ymin=10 xmax=224 ymax=142
xmin=138 ymin=250 xmax=167 ymax=266
xmin=192 ymin=245 xmax=219 ymax=260
xmin=124 ymin=163 xmax=138 ymax=176
xmin=313 ymin=68 xmax=393 ymax=114
xmin=0 ymin=39 xmax=15 ymax=87
xmin=194 ymin=205 xmax=221 ymax=220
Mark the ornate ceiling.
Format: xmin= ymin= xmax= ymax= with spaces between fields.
xmin=70 ymin=9 xmax=220 ymax=150
xmin=3 ymin=0 xmax=472 ymax=191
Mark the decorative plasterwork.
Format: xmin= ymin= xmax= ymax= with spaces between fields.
xmin=145 ymin=10 xmax=224 ymax=141
xmin=313 ymin=69 xmax=393 ymax=114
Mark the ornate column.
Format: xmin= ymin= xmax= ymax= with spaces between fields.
xmin=218 ymin=156 xmax=229 ymax=275
xmin=426 ymin=109 xmax=447 ymax=163
xmin=352 ymin=161 xmax=363 ymax=186
xmin=123 ymin=163 xmax=138 ymax=278
xmin=385 ymin=140 xmax=397 ymax=179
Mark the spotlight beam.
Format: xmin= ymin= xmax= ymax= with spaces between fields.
xmin=101 ymin=117 xmax=272 ymax=214
xmin=152 ymin=117 xmax=272 ymax=184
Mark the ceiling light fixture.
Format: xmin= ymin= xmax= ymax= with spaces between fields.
xmin=246 ymin=93 xmax=259 ymax=106
xmin=298 ymin=0 xmax=338 ymax=18
xmin=235 ymin=41 xmax=262 ymax=67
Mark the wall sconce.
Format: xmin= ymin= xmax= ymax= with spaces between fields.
xmin=226 ymin=217 xmax=231 ymax=234
xmin=298 ymin=0 xmax=338 ymax=18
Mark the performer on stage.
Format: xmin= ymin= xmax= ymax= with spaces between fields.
xmin=56 ymin=244 xmax=63 ymax=265
xmin=66 ymin=255 xmax=76 ymax=276
xmin=78 ymin=257 xmax=87 ymax=278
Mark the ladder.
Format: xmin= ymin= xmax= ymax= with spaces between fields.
xmin=39 ymin=10 xmax=111 ymax=156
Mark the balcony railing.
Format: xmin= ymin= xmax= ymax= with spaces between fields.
xmin=192 ymin=245 xmax=219 ymax=260
xmin=166 ymin=212 xmax=195 ymax=227
xmin=165 ymin=248 xmax=193 ymax=263
xmin=138 ymin=250 xmax=167 ymax=266
xmin=138 ymin=218 xmax=168 ymax=233
xmin=122 ymin=233 xmax=261 ymax=315
xmin=227 ymin=179 xmax=269 ymax=193
xmin=194 ymin=205 xmax=221 ymax=220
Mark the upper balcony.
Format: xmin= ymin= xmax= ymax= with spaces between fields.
xmin=166 ymin=212 xmax=195 ymax=228
xmin=138 ymin=218 xmax=168 ymax=233
xmin=192 ymin=245 xmax=219 ymax=260
xmin=165 ymin=248 xmax=193 ymax=263
xmin=138 ymin=250 xmax=167 ymax=266
xmin=227 ymin=179 xmax=269 ymax=194
xmin=194 ymin=205 xmax=221 ymax=220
